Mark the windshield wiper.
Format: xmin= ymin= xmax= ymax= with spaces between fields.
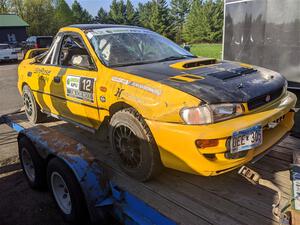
xmin=110 ymin=55 xmax=197 ymax=68
xmin=110 ymin=60 xmax=158 ymax=68
xmin=157 ymin=55 xmax=197 ymax=62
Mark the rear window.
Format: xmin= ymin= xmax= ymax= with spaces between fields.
xmin=0 ymin=44 xmax=9 ymax=50
xmin=37 ymin=37 xmax=53 ymax=48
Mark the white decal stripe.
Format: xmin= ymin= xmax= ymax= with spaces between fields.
xmin=226 ymin=0 xmax=253 ymax=5
xmin=111 ymin=76 xmax=161 ymax=96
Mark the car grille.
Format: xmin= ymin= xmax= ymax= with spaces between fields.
xmin=247 ymin=87 xmax=283 ymax=110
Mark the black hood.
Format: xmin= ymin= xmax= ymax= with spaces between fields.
xmin=115 ymin=60 xmax=285 ymax=109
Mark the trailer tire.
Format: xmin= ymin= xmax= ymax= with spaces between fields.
xmin=18 ymin=136 xmax=46 ymax=190
xmin=109 ymin=108 xmax=163 ymax=181
xmin=22 ymin=85 xmax=46 ymax=124
xmin=47 ymin=158 xmax=90 ymax=225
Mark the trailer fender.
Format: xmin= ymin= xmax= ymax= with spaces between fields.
xmin=17 ymin=125 xmax=111 ymax=222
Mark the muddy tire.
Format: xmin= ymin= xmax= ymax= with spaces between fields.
xmin=47 ymin=158 xmax=90 ymax=225
xmin=22 ymin=85 xmax=46 ymax=124
xmin=109 ymin=108 xmax=163 ymax=181
xmin=18 ymin=136 xmax=46 ymax=189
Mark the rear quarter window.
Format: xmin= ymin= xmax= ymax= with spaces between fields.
xmin=37 ymin=38 xmax=53 ymax=48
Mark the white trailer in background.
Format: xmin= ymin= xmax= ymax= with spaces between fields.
xmin=223 ymin=0 xmax=300 ymax=89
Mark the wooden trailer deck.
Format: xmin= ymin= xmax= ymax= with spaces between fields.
xmin=5 ymin=112 xmax=300 ymax=225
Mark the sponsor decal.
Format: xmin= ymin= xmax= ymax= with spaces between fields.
xmin=66 ymin=75 xmax=95 ymax=103
xmin=88 ymin=28 xmax=153 ymax=38
xmin=111 ymin=76 xmax=161 ymax=96
xmin=114 ymin=88 xmax=124 ymax=97
xmin=34 ymin=68 xmax=51 ymax=76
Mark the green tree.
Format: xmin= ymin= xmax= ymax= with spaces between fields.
xmin=183 ymin=0 xmax=210 ymax=43
xmin=137 ymin=1 xmax=155 ymax=29
xmin=72 ymin=0 xmax=92 ymax=24
xmin=23 ymin=0 xmax=55 ymax=35
xmin=207 ymin=0 xmax=223 ymax=42
xmin=9 ymin=0 xmax=25 ymax=18
xmin=53 ymin=0 xmax=73 ymax=29
xmin=150 ymin=0 xmax=174 ymax=39
xmin=125 ymin=0 xmax=138 ymax=25
xmin=170 ymin=0 xmax=191 ymax=43
xmin=109 ymin=0 xmax=126 ymax=24
xmin=94 ymin=7 xmax=110 ymax=24
xmin=0 ymin=0 xmax=10 ymax=13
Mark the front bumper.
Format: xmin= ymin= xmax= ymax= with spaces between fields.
xmin=146 ymin=91 xmax=297 ymax=176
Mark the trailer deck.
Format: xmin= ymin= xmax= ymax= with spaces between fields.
xmin=2 ymin=111 xmax=299 ymax=225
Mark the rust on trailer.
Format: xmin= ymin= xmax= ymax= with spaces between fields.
xmin=18 ymin=125 xmax=111 ymax=222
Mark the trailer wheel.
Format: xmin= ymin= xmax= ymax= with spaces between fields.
xmin=22 ymin=85 xmax=46 ymax=124
xmin=18 ymin=136 xmax=46 ymax=189
xmin=109 ymin=108 xmax=163 ymax=181
xmin=47 ymin=158 xmax=89 ymax=224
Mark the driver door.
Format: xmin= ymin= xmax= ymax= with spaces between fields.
xmin=49 ymin=33 xmax=101 ymax=129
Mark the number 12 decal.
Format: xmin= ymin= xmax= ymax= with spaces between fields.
xmin=80 ymin=77 xmax=94 ymax=93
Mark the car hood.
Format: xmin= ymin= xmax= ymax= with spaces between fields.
xmin=114 ymin=59 xmax=285 ymax=106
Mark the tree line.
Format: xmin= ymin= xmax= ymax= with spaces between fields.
xmin=0 ymin=0 xmax=223 ymax=43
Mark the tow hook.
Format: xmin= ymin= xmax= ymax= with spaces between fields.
xmin=238 ymin=166 xmax=291 ymax=225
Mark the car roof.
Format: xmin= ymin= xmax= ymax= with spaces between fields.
xmin=68 ymin=24 xmax=145 ymax=31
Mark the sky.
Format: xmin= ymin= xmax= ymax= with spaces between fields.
xmin=65 ymin=0 xmax=154 ymax=16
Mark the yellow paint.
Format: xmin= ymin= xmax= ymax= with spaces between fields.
xmin=170 ymin=74 xmax=204 ymax=82
xmin=17 ymin=26 xmax=297 ymax=176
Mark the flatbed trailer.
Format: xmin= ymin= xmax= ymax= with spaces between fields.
xmin=1 ymin=111 xmax=299 ymax=225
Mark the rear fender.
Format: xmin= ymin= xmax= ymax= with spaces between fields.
xmin=24 ymin=48 xmax=48 ymax=60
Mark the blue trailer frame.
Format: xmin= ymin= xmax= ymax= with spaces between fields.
xmin=0 ymin=114 xmax=176 ymax=225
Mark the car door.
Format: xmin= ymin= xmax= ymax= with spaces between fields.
xmin=24 ymin=35 xmax=63 ymax=114
xmin=48 ymin=32 xmax=101 ymax=129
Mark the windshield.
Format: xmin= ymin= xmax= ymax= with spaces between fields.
xmin=87 ymin=28 xmax=195 ymax=67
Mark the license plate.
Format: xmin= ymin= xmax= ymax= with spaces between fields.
xmin=230 ymin=125 xmax=263 ymax=153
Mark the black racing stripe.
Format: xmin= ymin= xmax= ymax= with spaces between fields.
xmin=32 ymin=90 xmax=107 ymax=111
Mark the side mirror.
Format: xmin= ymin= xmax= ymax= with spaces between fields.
xmin=71 ymin=55 xmax=94 ymax=70
xmin=183 ymin=45 xmax=191 ymax=52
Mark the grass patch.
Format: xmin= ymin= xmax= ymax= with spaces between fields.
xmin=190 ymin=43 xmax=222 ymax=59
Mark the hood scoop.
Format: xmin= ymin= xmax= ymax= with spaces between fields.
xmin=170 ymin=57 xmax=217 ymax=70
xmin=208 ymin=67 xmax=257 ymax=80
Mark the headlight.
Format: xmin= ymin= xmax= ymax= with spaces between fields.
xmin=180 ymin=103 xmax=244 ymax=125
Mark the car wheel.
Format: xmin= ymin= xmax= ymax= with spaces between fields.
xmin=109 ymin=108 xmax=163 ymax=181
xmin=22 ymin=85 xmax=46 ymax=124
xmin=47 ymin=158 xmax=90 ymax=224
xmin=18 ymin=136 xmax=46 ymax=189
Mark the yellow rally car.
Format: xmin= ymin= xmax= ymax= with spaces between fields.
xmin=18 ymin=24 xmax=297 ymax=181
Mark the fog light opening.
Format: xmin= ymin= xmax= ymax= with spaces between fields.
xmin=203 ymin=153 xmax=216 ymax=160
